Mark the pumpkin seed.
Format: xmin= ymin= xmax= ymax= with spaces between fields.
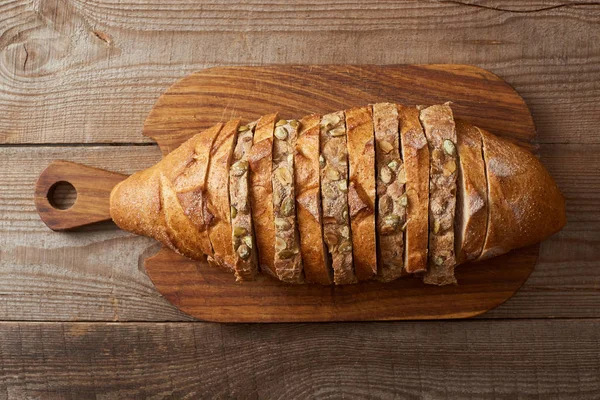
xmin=238 ymin=125 xmax=249 ymax=132
xmin=443 ymin=160 xmax=457 ymax=176
xmin=275 ymin=217 xmax=291 ymax=230
xmin=279 ymin=249 xmax=295 ymax=259
xmin=328 ymin=126 xmax=345 ymax=137
xmin=274 ymin=126 xmax=288 ymax=140
xmin=242 ymin=235 xmax=253 ymax=249
xmin=276 ymin=119 xmax=287 ymax=127
xmin=379 ymin=140 xmax=394 ymax=154
xmin=289 ymin=119 xmax=299 ymax=128
xmin=380 ymin=165 xmax=393 ymax=184
xmin=280 ymin=196 xmax=294 ymax=217
xmin=237 ymin=244 xmax=251 ymax=260
xmin=230 ymin=206 xmax=237 ymax=219
xmin=388 ymin=160 xmax=399 ymax=171
xmin=381 ymin=214 xmax=400 ymax=235
xmin=231 ymin=160 xmax=248 ymax=177
xmin=275 ymin=236 xmax=287 ymax=251
xmin=233 ymin=226 xmax=247 ymax=237
xmin=275 ymin=167 xmax=292 ymax=185
xmin=326 ymin=167 xmax=340 ymax=181
xmin=443 ymin=139 xmax=456 ymax=156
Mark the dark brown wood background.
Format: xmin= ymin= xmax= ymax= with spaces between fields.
xmin=1 ymin=0 xmax=598 ymax=398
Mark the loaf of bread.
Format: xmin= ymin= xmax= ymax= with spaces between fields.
xmin=110 ymin=103 xmax=566 ymax=286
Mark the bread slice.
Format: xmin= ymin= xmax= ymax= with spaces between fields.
xmin=272 ymin=119 xmax=304 ymax=283
xmin=229 ymin=121 xmax=259 ymax=281
xmin=454 ymin=120 xmax=488 ymax=263
xmin=345 ymin=106 xmax=377 ymax=281
xmin=372 ymin=103 xmax=405 ymax=282
xmin=478 ymin=128 xmax=566 ymax=260
xmin=398 ymin=105 xmax=429 ymax=274
xmin=205 ymin=119 xmax=241 ymax=272
xmin=249 ymin=113 xmax=278 ymax=278
xmin=319 ymin=111 xmax=357 ymax=285
xmin=419 ymin=103 xmax=458 ymax=286
xmin=295 ymin=114 xmax=332 ymax=285
xmin=110 ymin=123 xmax=224 ymax=260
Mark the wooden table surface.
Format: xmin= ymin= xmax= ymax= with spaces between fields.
xmin=1 ymin=0 xmax=599 ymax=398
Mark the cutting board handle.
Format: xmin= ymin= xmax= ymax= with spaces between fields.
xmin=34 ymin=160 xmax=128 ymax=231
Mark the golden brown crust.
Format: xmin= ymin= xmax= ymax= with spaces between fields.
xmin=110 ymin=123 xmax=224 ymax=260
xmin=455 ymin=120 xmax=488 ymax=263
xmin=229 ymin=122 xmax=259 ymax=281
xmin=205 ymin=119 xmax=240 ymax=272
xmin=398 ymin=105 xmax=429 ymax=274
xmin=295 ymin=114 xmax=332 ymax=285
xmin=478 ymin=128 xmax=566 ymax=260
xmin=345 ymin=106 xmax=377 ymax=281
xmin=420 ymin=103 xmax=458 ymax=286
xmin=249 ymin=113 xmax=278 ymax=278
xmin=373 ymin=103 xmax=406 ymax=282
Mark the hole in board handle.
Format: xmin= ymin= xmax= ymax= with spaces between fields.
xmin=47 ymin=181 xmax=77 ymax=210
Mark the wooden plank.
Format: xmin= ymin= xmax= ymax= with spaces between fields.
xmin=1 ymin=1 xmax=598 ymax=144
xmin=0 ymin=144 xmax=598 ymax=321
xmin=0 ymin=319 xmax=598 ymax=398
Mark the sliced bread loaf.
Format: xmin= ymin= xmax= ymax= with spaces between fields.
xmin=398 ymin=105 xmax=429 ymax=274
xmin=205 ymin=118 xmax=241 ymax=272
xmin=249 ymin=113 xmax=278 ymax=278
xmin=319 ymin=111 xmax=357 ymax=285
xmin=229 ymin=121 xmax=259 ymax=281
xmin=295 ymin=114 xmax=332 ymax=285
xmin=272 ymin=119 xmax=304 ymax=283
xmin=454 ymin=120 xmax=488 ymax=263
xmin=345 ymin=106 xmax=377 ymax=281
xmin=419 ymin=103 xmax=458 ymax=285
xmin=372 ymin=103 xmax=405 ymax=282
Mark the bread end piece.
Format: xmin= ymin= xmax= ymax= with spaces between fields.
xmin=478 ymin=128 xmax=566 ymax=260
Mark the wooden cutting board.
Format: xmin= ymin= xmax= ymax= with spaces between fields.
xmin=35 ymin=65 xmax=538 ymax=322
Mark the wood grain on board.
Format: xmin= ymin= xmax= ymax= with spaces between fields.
xmin=35 ymin=160 xmax=127 ymax=231
xmin=0 ymin=319 xmax=598 ymax=398
xmin=31 ymin=64 xmax=538 ymax=322
xmin=0 ymin=1 xmax=598 ymax=145
xmin=143 ymin=65 xmax=535 ymax=155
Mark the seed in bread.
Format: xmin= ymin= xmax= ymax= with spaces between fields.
xmin=272 ymin=119 xmax=304 ymax=283
xmin=419 ymin=103 xmax=458 ymax=286
xmin=319 ymin=111 xmax=357 ymax=285
xmin=454 ymin=120 xmax=488 ymax=263
xmin=205 ymin=119 xmax=241 ymax=272
xmin=248 ymin=113 xmax=278 ymax=278
xmin=398 ymin=105 xmax=429 ymax=274
xmin=229 ymin=121 xmax=259 ymax=281
xmin=295 ymin=114 xmax=332 ymax=284
xmin=373 ymin=103 xmax=405 ymax=282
